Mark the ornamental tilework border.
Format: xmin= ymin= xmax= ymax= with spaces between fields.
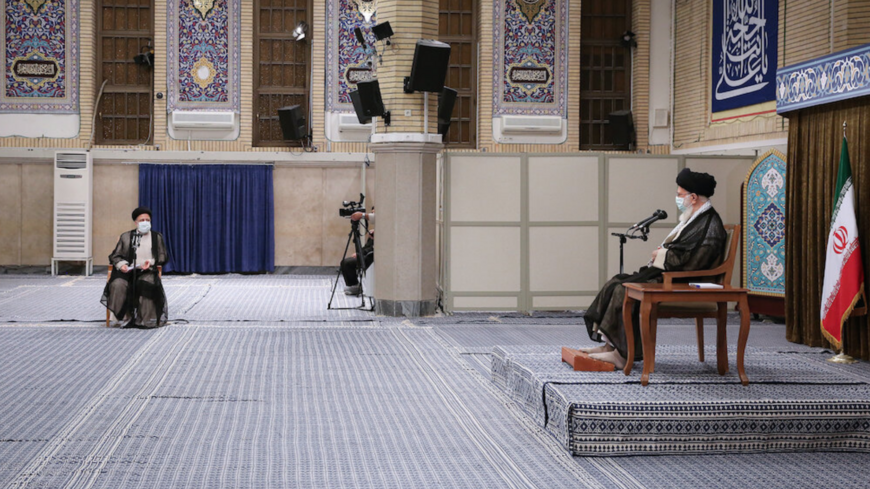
xmin=1 ymin=0 xmax=79 ymax=114
xmin=167 ymin=0 xmax=240 ymax=112
xmin=743 ymin=149 xmax=787 ymax=297
xmin=325 ymin=0 xmax=378 ymax=113
xmin=492 ymin=0 xmax=568 ymax=117
xmin=776 ymin=42 xmax=870 ymax=115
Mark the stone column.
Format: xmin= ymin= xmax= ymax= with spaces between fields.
xmin=365 ymin=2 xmax=442 ymax=316
xmin=370 ymin=135 xmax=442 ymax=316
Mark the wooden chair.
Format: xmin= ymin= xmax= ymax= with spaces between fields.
xmin=106 ymin=265 xmax=162 ymax=327
xmin=652 ymin=224 xmax=741 ymax=363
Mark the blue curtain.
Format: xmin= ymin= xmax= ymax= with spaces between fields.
xmin=139 ymin=164 xmax=275 ymax=274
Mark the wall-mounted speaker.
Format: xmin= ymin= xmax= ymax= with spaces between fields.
xmin=437 ymin=87 xmax=457 ymax=136
xmin=350 ymin=79 xmax=385 ymax=124
xmin=350 ymin=91 xmax=371 ymax=125
xmin=407 ymin=40 xmax=452 ymax=93
xmin=278 ymin=105 xmax=307 ymax=140
xmin=608 ymin=110 xmax=635 ymax=148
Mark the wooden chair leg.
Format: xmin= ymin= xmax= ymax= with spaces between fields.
xmin=106 ymin=308 xmax=110 ymax=327
xmin=695 ymin=318 xmax=705 ymax=362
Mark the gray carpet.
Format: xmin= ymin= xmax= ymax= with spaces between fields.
xmin=1 ymin=274 xmax=868 ymax=488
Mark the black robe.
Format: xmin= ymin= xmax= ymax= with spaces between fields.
xmin=583 ymin=206 xmax=727 ymax=360
xmin=100 ymin=230 xmax=169 ymax=328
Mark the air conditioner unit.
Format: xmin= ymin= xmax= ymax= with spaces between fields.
xmin=338 ymin=113 xmax=372 ymax=133
xmin=52 ymin=151 xmax=93 ymax=275
xmin=170 ymin=111 xmax=235 ymax=129
xmin=499 ymin=115 xmax=563 ymax=134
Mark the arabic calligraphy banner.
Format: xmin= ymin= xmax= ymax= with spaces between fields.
xmin=1 ymin=0 xmax=79 ymax=114
xmin=711 ymin=0 xmax=778 ymax=113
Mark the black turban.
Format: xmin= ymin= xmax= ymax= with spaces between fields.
xmin=676 ymin=168 xmax=716 ymax=197
xmin=132 ymin=206 xmax=152 ymax=221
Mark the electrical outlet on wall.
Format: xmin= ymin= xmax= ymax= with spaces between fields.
xmin=404 ymin=110 xmax=412 ymax=117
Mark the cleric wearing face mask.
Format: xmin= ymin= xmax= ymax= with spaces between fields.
xmin=580 ymin=168 xmax=727 ymax=369
xmin=100 ymin=207 xmax=169 ymax=328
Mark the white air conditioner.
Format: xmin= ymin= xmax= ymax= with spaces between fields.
xmin=170 ymin=111 xmax=235 ymax=129
xmin=338 ymin=113 xmax=373 ymax=133
xmin=325 ymin=111 xmax=372 ymax=142
xmin=500 ymin=115 xmax=564 ymax=134
xmin=52 ymin=151 xmax=93 ymax=275
xmin=493 ymin=115 xmax=567 ymax=144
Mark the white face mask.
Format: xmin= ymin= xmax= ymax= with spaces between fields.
xmin=675 ymin=196 xmax=690 ymax=213
xmin=137 ymin=221 xmax=151 ymax=234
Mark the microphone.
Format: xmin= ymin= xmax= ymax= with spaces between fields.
xmin=629 ymin=209 xmax=668 ymax=231
xmin=132 ymin=233 xmax=141 ymax=250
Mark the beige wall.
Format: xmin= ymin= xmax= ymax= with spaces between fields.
xmin=0 ymin=160 xmax=374 ymax=267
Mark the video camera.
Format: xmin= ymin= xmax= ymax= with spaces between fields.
xmin=339 ymin=193 xmax=366 ymax=218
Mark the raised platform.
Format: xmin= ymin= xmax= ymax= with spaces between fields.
xmin=492 ymin=344 xmax=870 ymax=456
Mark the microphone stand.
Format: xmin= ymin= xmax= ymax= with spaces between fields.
xmin=611 ymin=226 xmax=649 ymax=275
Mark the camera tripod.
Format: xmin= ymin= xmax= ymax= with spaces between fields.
xmin=327 ymin=218 xmax=374 ymax=311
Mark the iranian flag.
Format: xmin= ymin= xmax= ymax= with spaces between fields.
xmin=820 ymin=135 xmax=865 ymax=349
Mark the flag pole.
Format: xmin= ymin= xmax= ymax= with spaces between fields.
xmin=828 ymin=120 xmax=858 ymax=364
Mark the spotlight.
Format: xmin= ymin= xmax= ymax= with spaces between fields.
xmin=292 ymin=21 xmax=308 ymax=41
xmin=133 ymin=46 xmax=154 ymax=68
xmin=620 ymin=30 xmax=637 ymax=48
xmin=372 ymin=21 xmax=394 ymax=45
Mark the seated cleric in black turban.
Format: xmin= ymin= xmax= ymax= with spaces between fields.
xmin=675 ymin=168 xmax=717 ymax=198
xmin=579 ymin=168 xmax=727 ymax=369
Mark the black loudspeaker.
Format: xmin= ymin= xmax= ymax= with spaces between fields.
xmin=608 ymin=110 xmax=635 ymax=148
xmin=437 ymin=87 xmax=457 ymax=136
xmin=408 ymin=40 xmax=452 ymax=93
xmin=350 ymin=79 xmax=385 ymax=124
xmin=278 ymin=105 xmax=307 ymax=140
xmin=372 ymin=22 xmax=393 ymax=41
xmin=350 ymin=90 xmax=371 ymax=124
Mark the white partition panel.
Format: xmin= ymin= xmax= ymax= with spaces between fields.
xmin=529 ymin=156 xmax=599 ymax=222
xmin=450 ymin=156 xmax=522 ymax=222
xmin=450 ymin=227 xmax=521 ymax=292
xmin=441 ymin=153 xmax=753 ymax=312
xmin=530 ymin=227 xmax=599 ymax=291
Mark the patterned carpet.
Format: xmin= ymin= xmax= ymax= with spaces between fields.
xmin=1 ymin=274 xmax=869 ymax=488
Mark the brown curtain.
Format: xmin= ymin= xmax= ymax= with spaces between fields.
xmin=786 ymin=97 xmax=870 ymax=359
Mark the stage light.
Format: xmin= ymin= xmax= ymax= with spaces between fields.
xmin=133 ymin=46 xmax=154 ymax=68
xmin=292 ymin=22 xmax=308 ymax=41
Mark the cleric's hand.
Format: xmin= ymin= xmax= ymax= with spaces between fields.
xmin=120 ymin=265 xmax=129 ymax=273
xmin=141 ymin=260 xmax=151 ymax=271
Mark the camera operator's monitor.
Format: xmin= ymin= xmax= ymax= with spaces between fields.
xmin=350 ymin=80 xmax=385 ymax=125
xmin=408 ymin=40 xmax=451 ymax=93
xmin=277 ymin=105 xmax=307 ymax=140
